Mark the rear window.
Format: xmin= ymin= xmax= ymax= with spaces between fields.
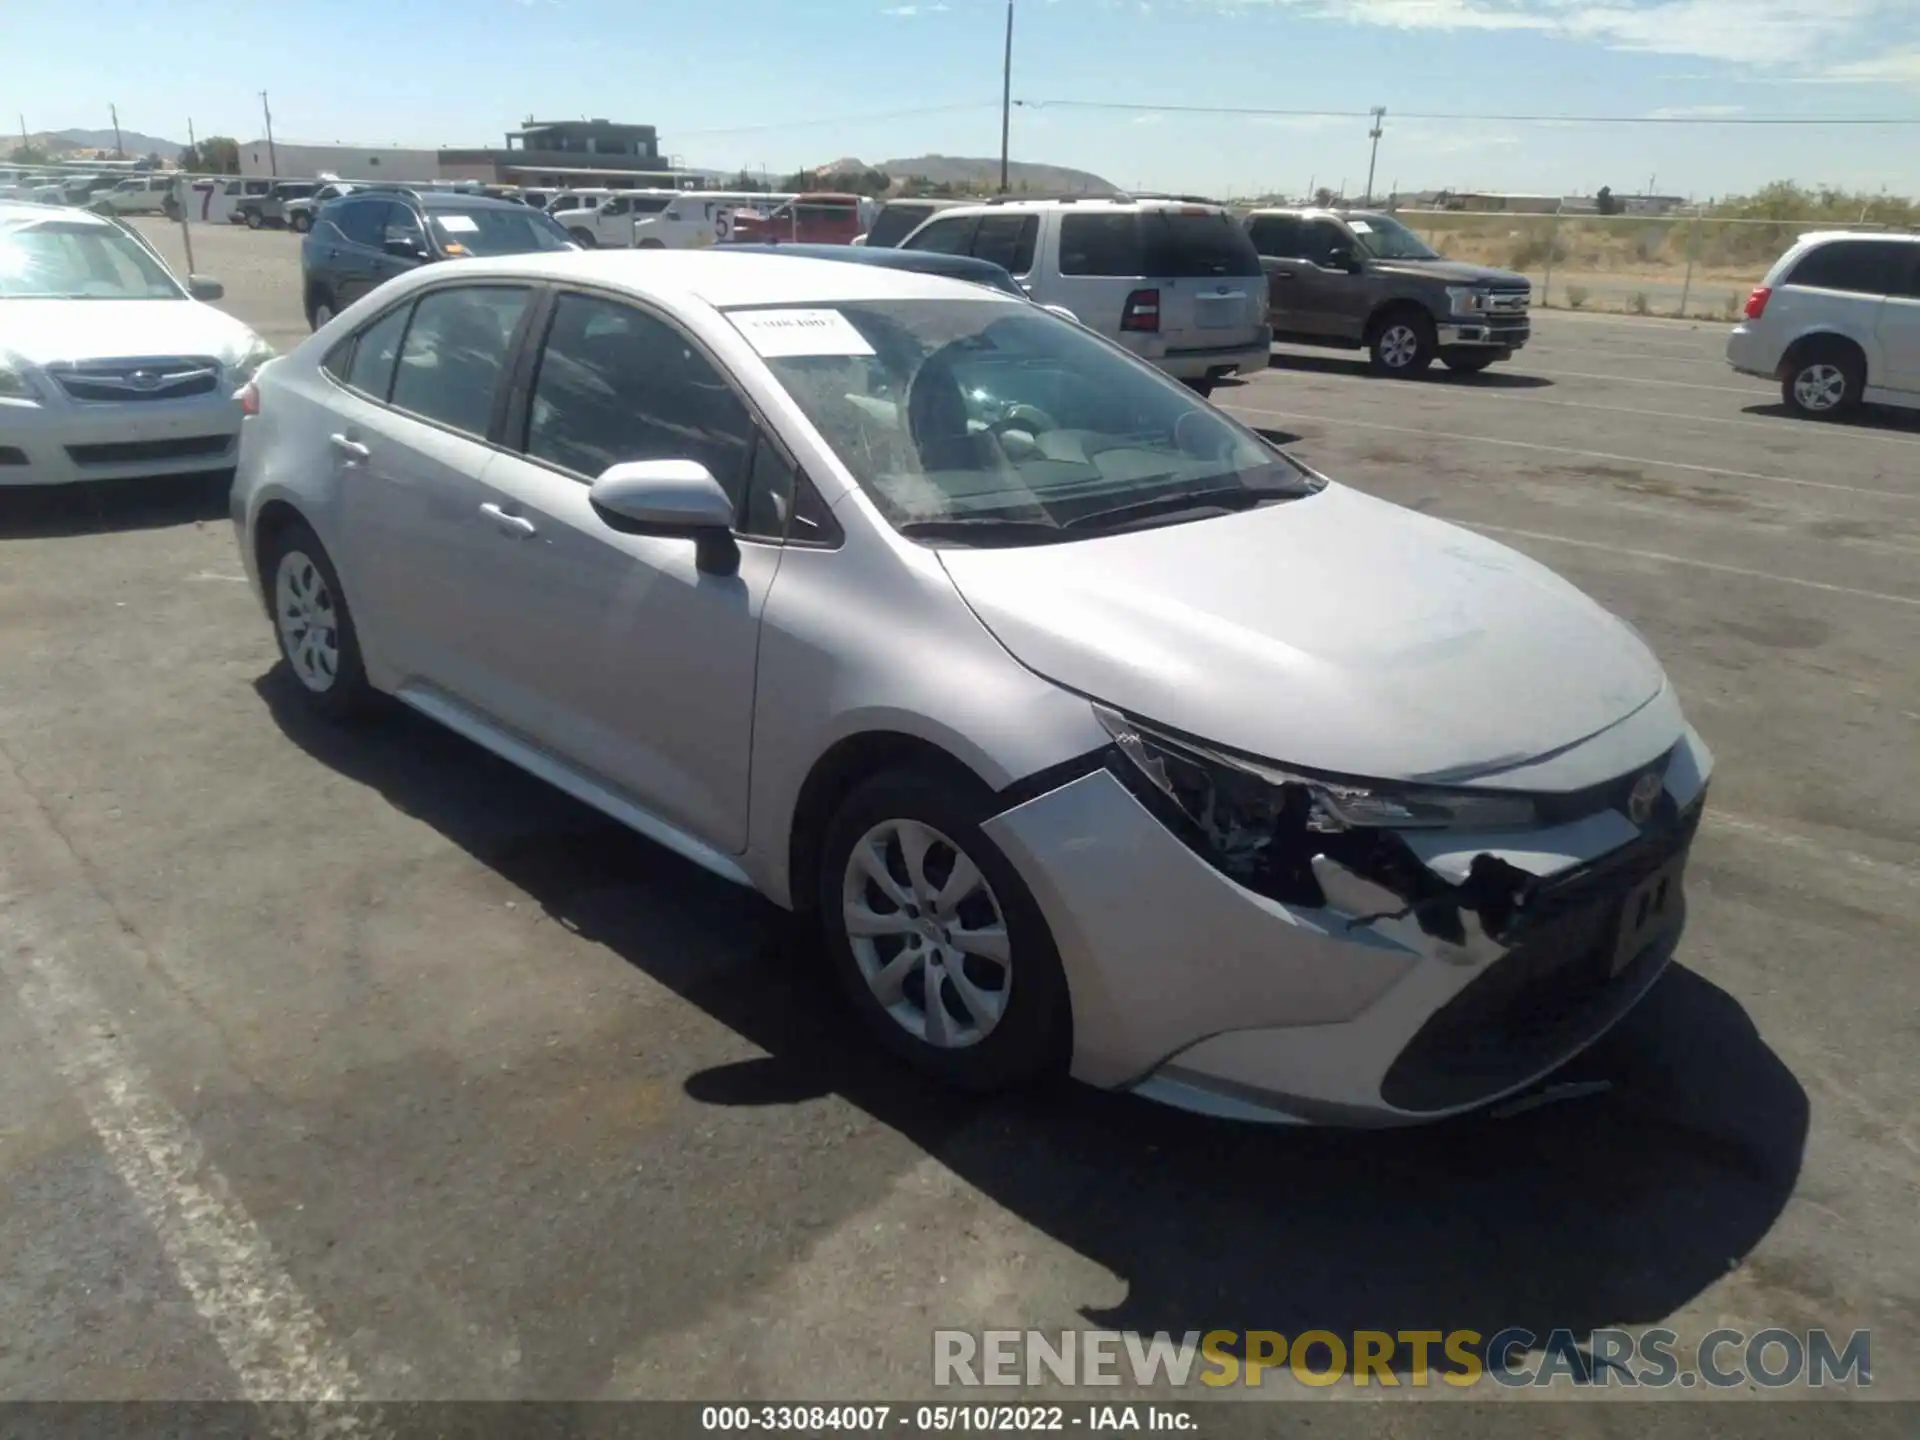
xmin=1059 ymin=211 xmax=1262 ymax=278
xmin=867 ymin=203 xmax=936 ymax=247
xmin=1785 ymin=240 xmax=1914 ymax=297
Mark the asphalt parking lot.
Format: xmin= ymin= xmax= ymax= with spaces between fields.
xmin=2 ymin=220 xmax=1916 ymax=1412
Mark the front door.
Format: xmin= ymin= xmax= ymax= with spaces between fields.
xmin=447 ymin=289 xmax=778 ymax=852
xmin=1286 ymin=217 xmax=1372 ymax=342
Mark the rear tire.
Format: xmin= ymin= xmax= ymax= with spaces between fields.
xmin=636 ymin=238 xmax=665 ymax=250
xmin=262 ymin=520 xmax=376 ymax=720
xmin=1368 ymin=309 xmax=1436 ymax=376
xmin=818 ymin=768 xmax=1070 ymax=1093
xmin=1781 ymin=343 xmax=1863 ymax=419
xmin=305 ymin=288 xmax=337 ymax=331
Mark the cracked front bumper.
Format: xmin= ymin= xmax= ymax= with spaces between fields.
xmin=980 ymin=728 xmax=1712 ymax=1126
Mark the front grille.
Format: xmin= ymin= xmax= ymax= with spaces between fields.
xmin=65 ymin=434 xmax=233 ymax=466
xmin=50 ymin=356 xmax=222 ymax=403
xmin=1380 ymin=802 xmax=1701 ymax=1113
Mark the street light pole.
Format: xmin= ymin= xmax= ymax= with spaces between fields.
xmin=1364 ymin=106 xmax=1386 ymax=204
xmin=110 ymin=103 xmax=123 ymax=159
xmin=999 ymin=1 xmax=1014 ymax=194
xmin=260 ymin=91 xmax=278 ymax=177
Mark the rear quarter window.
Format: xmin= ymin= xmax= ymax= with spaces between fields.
xmin=1784 ymin=240 xmax=1908 ymax=296
xmin=1058 ymin=211 xmax=1262 ymax=278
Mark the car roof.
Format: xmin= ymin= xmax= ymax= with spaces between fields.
xmin=1793 ymin=229 xmax=1920 ymax=247
xmin=0 ymin=199 xmax=114 ymax=228
xmin=413 ymin=191 xmax=532 ymax=211
xmin=935 ymin=196 xmax=1226 ymax=216
xmin=717 ymin=243 xmax=1020 ymax=288
xmin=408 ymin=248 xmax=1023 ymax=308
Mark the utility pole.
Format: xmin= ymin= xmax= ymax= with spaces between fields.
xmin=187 ymin=116 xmax=198 ymax=166
xmin=998 ymin=1 xmax=1014 ymax=194
xmin=260 ymin=90 xmax=278 ymax=177
xmin=109 ymin=103 xmax=124 ymax=158
xmin=1364 ymin=106 xmax=1386 ymax=205
xmin=17 ymin=114 xmax=28 ymax=155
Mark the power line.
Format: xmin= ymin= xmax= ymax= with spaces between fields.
xmin=1015 ymin=99 xmax=1920 ymax=126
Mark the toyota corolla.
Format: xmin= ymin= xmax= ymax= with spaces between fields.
xmin=231 ymin=250 xmax=1711 ymax=1125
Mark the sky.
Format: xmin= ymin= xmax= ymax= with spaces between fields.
xmin=7 ymin=0 xmax=1920 ymax=198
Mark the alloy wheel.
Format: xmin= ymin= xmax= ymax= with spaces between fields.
xmin=275 ymin=550 xmax=341 ymax=693
xmin=841 ymin=819 xmax=1012 ymax=1049
xmin=1793 ymin=363 xmax=1847 ymax=413
xmin=1379 ymin=323 xmax=1421 ymax=369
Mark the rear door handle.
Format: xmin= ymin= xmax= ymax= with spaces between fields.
xmin=479 ymin=502 xmax=537 ymax=539
xmin=328 ymin=433 xmax=369 ymax=462
xmin=1268 ymin=269 xmax=1295 ymax=279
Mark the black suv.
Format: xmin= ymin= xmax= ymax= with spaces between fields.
xmin=300 ymin=189 xmax=575 ymax=329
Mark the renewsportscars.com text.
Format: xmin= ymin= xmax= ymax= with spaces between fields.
xmin=933 ymin=1328 xmax=1872 ymax=1390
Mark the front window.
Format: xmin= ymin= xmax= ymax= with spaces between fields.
xmin=0 ymin=219 xmax=184 ymax=300
xmin=1346 ymin=214 xmax=1440 ymax=262
xmin=732 ymin=299 xmax=1319 ymax=544
xmin=427 ymin=207 xmax=574 ymax=256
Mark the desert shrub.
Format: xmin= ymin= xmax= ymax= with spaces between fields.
xmin=1507 ymin=231 xmax=1570 ymax=269
xmin=1629 ymin=291 xmax=1652 ymax=315
xmin=1567 ymin=284 xmax=1590 ymax=309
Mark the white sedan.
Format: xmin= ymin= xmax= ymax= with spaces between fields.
xmin=1 ymin=201 xmax=273 ymax=485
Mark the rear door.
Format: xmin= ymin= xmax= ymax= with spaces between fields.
xmin=1775 ymin=239 xmax=1893 ymax=368
xmin=324 ymin=199 xmax=392 ymax=306
xmin=1246 ymin=213 xmax=1308 ymax=331
xmin=900 ymin=212 xmax=983 ymax=257
xmin=1877 ymin=244 xmax=1920 ymax=397
xmin=1145 ymin=208 xmax=1267 ymax=353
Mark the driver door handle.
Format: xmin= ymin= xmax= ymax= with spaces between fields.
xmin=1268 ymin=268 xmax=1295 ymax=279
xmin=328 ymin=433 xmax=369 ymax=462
xmin=479 ymin=502 xmax=537 ymax=539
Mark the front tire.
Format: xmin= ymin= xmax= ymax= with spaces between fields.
xmin=290 ymin=211 xmax=312 ymax=234
xmin=264 ymin=521 xmax=375 ymax=720
xmin=818 ymin=769 xmax=1070 ymax=1092
xmin=1782 ymin=346 xmax=1863 ymax=419
xmin=1369 ymin=310 xmax=1436 ymax=377
xmin=244 ymin=208 xmax=264 ymax=231
xmin=568 ymin=227 xmax=597 ymax=248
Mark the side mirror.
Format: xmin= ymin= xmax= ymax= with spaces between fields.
xmin=384 ymin=237 xmax=428 ymax=261
xmin=1327 ymin=245 xmax=1362 ymax=273
xmin=589 ymin=460 xmax=741 ymax=577
xmin=187 ymin=275 xmax=225 ymax=302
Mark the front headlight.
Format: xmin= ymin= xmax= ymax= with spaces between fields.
xmin=1096 ymin=704 xmax=1535 ymax=840
xmin=1445 ymin=286 xmax=1489 ymax=316
xmin=229 ymin=337 xmax=275 ymax=382
xmin=0 ymin=351 xmax=41 ymax=401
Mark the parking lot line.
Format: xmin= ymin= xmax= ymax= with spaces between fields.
xmin=1456 ymin=520 xmax=1920 ymax=607
xmin=1221 ymin=402 xmax=1919 ymax=503
xmin=1 ymin=750 xmax=371 ymax=1414
xmin=1506 ymin=365 xmax=1770 ymax=397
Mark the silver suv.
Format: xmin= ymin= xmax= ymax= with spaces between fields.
xmin=1725 ymin=231 xmax=1920 ymax=418
xmin=897 ymin=197 xmax=1271 ymax=395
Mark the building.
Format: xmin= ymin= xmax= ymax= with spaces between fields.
xmin=237 ymin=119 xmax=680 ymax=188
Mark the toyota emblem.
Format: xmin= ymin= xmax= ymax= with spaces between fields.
xmin=1627 ymin=772 xmax=1663 ymax=826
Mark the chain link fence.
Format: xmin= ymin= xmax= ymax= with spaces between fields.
xmin=1392 ymin=208 xmax=1917 ymax=319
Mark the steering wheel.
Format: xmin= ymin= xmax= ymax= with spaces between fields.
xmin=988 ymin=403 xmax=1057 ymax=437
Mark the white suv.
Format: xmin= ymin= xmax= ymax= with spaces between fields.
xmin=1726 ymin=231 xmax=1920 ymax=418
xmin=896 ymin=198 xmax=1271 ymax=395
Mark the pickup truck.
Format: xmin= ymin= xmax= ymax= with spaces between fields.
xmin=1243 ymin=207 xmax=1531 ymax=376
xmin=90 ymin=174 xmax=181 ymax=219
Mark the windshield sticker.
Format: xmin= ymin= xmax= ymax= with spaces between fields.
xmin=730 ymin=308 xmax=876 ymax=359
xmin=1348 ymin=220 xmax=1374 ymax=234
xmin=435 ymin=214 xmax=480 ymax=234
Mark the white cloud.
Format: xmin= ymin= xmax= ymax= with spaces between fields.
xmin=1824 ymin=47 xmax=1920 ymax=83
xmin=880 ymin=2 xmax=949 ymax=13
xmin=1208 ymin=0 xmax=1902 ymax=70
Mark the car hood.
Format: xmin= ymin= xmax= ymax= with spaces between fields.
xmin=1370 ymin=257 xmax=1529 ymax=288
xmin=2 ymin=299 xmax=263 ymax=367
xmin=937 ymin=484 xmax=1666 ymax=783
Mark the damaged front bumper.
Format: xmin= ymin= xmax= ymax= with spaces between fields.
xmin=979 ymin=727 xmax=1712 ymax=1126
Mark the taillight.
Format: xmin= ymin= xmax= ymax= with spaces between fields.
xmin=1743 ymin=285 xmax=1772 ymax=320
xmin=236 ymin=380 xmax=260 ymax=416
xmin=1120 ymin=288 xmax=1161 ymax=333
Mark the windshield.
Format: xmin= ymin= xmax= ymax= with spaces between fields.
xmin=732 ymin=298 xmax=1319 ymax=544
xmin=1347 ymin=214 xmax=1440 ymax=262
xmin=0 ymin=220 xmax=184 ymax=299
xmin=429 ymin=207 xmax=575 ymax=256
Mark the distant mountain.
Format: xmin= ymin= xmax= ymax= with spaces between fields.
xmin=29 ymin=127 xmax=186 ymax=159
xmin=877 ymin=154 xmax=1118 ymax=194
